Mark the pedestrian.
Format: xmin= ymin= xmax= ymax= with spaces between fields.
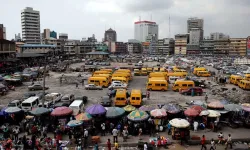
xmin=94 ymin=142 xmax=99 ymax=150
xmin=210 ymin=138 xmax=215 ymax=150
xmin=205 ymin=94 xmax=208 ymax=103
xmin=107 ymin=139 xmax=111 ymax=150
xmin=225 ymin=134 xmax=232 ymax=150
xmin=122 ymin=127 xmax=128 ymax=142
xmin=165 ymin=122 xmax=171 ymax=135
xmin=114 ymin=140 xmax=119 ymax=150
xmin=201 ymin=135 xmax=207 ymax=150
xmin=76 ymin=82 xmax=79 ymax=88
xmin=112 ymin=128 xmax=118 ymax=143
xmin=138 ymin=128 xmax=142 ymax=140
xmin=180 ymin=130 xmax=185 ymax=145
xmin=13 ymin=126 xmax=19 ymax=141
xmin=68 ymin=129 xmax=72 ymax=145
xmin=101 ymin=123 xmax=106 ymax=136
xmin=218 ymin=132 xmax=224 ymax=144
xmin=193 ymin=121 xmax=198 ymax=132
xmin=83 ymin=129 xmax=88 ymax=148
xmin=146 ymin=91 xmax=150 ymax=100
xmin=144 ymin=142 xmax=148 ymax=150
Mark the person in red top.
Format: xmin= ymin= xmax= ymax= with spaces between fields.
xmin=107 ymin=139 xmax=111 ymax=150
xmin=180 ymin=130 xmax=185 ymax=145
xmin=201 ymin=135 xmax=207 ymax=150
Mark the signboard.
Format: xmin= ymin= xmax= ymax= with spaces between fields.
xmin=247 ymin=39 xmax=250 ymax=56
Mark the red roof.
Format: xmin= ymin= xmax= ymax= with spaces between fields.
xmin=134 ymin=21 xmax=156 ymax=24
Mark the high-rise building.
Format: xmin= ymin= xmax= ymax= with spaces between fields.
xmin=134 ymin=21 xmax=158 ymax=42
xmin=174 ymin=34 xmax=189 ymax=55
xmin=0 ymin=24 xmax=6 ymax=39
xmin=21 ymin=7 xmax=41 ymax=44
xmin=210 ymin=32 xmax=229 ymax=40
xmin=50 ymin=31 xmax=57 ymax=39
xmin=229 ymin=38 xmax=247 ymax=56
xmin=15 ymin=33 xmax=21 ymax=41
xmin=247 ymin=36 xmax=250 ymax=56
xmin=189 ymin=28 xmax=202 ymax=44
xmin=59 ymin=33 xmax=68 ymax=40
xmin=43 ymin=29 xmax=50 ymax=39
xmin=187 ymin=18 xmax=203 ymax=40
xmin=104 ymin=28 xmax=117 ymax=42
xmin=158 ymin=38 xmax=175 ymax=55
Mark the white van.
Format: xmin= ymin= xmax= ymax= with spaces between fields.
xmin=21 ymin=96 xmax=39 ymax=112
xmin=169 ymin=76 xmax=181 ymax=84
xmin=69 ymin=100 xmax=84 ymax=116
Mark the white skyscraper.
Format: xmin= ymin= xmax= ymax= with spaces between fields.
xmin=134 ymin=21 xmax=158 ymax=42
xmin=21 ymin=7 xmax=41 ymax=44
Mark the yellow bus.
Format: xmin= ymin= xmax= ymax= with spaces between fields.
xmin=112 ymin=74 xmax=129 ymax=83
xmin=174 ymin=69 xmax=188 ymax=76
xmin=167 ymin=72 xmax=186 ymax=78
xmin=244 ymin=74 xmax=250 ymax=81
xmin=149 ymin=72 xmax=166 ymax=79
xmin=141 ymin=68 xmax=148 ymax=76
xmin=134 ymin=69 xmax=141 ymax=76
xmin=115 ymin=70 xmax=132 ymax=80
xmin=172 ymin=80 xmax=195 ymax=92
xmin=238 ymin=80 xmax=250 ymax=90
xmin=146 ymin=79 xmax=168 ymax=91
xmin=88 ymin=76 xmax=109 ymax=87
xmin=153 ymin=67 xmax=160 ymax=72
xmin=115 ymin=89 xmax=127 ymax=106
xmin=230 ymin=75 xmax=242 ymax=85
xmin=196 ymin=71 xmax=211 ymax=77
xmin=111 ymin=77 xmax=128 ymax=84
xmin=129 ymin=89 xmax=142 ymax=106
xmin=93 ymin=70 xmax=111 ymax=76
xmin=193 ymin=67 xmax=207 ymax=75
xmin=93 ymin=74 xmax=111 ymax=83
xmin=100 ymin=69 xmax=113 ymax=74
xmin=147 ymin=67 xmax=153 ymax=73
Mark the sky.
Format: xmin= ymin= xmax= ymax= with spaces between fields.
xmin=1 ymin=0 xmax=250 ymax=42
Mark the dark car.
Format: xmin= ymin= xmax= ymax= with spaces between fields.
xmin=180 ymin=87 xmax=203 ymax=96
xmin=28 ymin=84 xmax=49 ymax=91
xmin=75 ymin=95 xmax=88 ymax=104
xmin=100 ymin=96 xmax=112 ymax=106
xmin=53 ymin=102 xmax=69 ymax=108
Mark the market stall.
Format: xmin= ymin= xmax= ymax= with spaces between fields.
xmin=169 ymin=118 xmax=190 ymax=140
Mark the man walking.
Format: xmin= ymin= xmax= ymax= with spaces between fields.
xmin=101 ymin=123 xmax=106 ymax=136
xmin=83 ymin=129 xmax=89 ymax=148
xmin=201 ymin=135 xmax=207 ymax=150
xmin=225 ymin=134 xmax=232 ymax=150
xmin=112 ymin=128 xmax=118 ymax=143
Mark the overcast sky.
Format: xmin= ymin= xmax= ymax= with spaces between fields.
xmin=1 ymin=0 xmax=250 ymax=41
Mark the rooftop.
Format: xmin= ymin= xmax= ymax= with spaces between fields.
xmin=134 ymin=21 xmax=156 ymax=24
xmin=16 ymin=53 xmax=45 ymax=58
xmin=85 ymin=51 xmax=109 ymax=55
xmin=21 ymin=44 xmax=57 ymax=48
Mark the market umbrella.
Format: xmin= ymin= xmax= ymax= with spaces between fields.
xmin=86 ymin=104 xmax=106 ymax=115
xmin=127 ymin=110 xmax=149 ymax=122
xmin=169 ymin=118 xmax=190 ymax=128
xmin=190 ymin=105 xmax=205 ymax=113
xmin=67 ymin=120 xmax=83 ymax=127
xmin=75 ymin=113 xmax=92 ymax=121
xmin=150 ymin=109 xmax=167 ymax=118
xmin=199 ymin=110 xmax=210 ymax=116
xmin=123 ymin=105 xmax=136 ymax=112
xmin=184 ymin=108 xmax=199 ymax=117
xmin=106 ymin=107 xmax=125 ymax=118
xmin=139 ymin=105 xmax=158 ymax=112
xmin=207 ymin=101 xmax=224 ymax=109
xmin=207 ymin=110 xmax=221 ymax=118
xmin=162 ymin=103 xmax=181 ymax=114
xmin=4 ymin=107 xmax=22 ymax=114
xmin=51 ymin=107 xmax=73 ymax=116
xmin=30 ymin=107 xmax=51 ymax=116
xmin=224 ymin=104 xmax=242 ymax=112
xmin=193 ymin=100 xmax=206 ymax=108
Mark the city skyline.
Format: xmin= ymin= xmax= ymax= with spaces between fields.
xmin=1 ymin=0 xmax=250 ymax=41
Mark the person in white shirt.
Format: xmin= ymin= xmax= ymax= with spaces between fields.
xmin=225 ymin=134 xmax=232 ymax=149
xmin=83 ymin=129 xmax=88 ymax=148
xmin=193 ymin=121 xmax=198 ymax=132
xmin=218 ymin=132 xmax=224 ymax=144
xmin=101 ymin=123 xmax=106 ymax=136
xmin=112 ymin=128 xmax=118 ymax=143
xmin=210 ymin=138 xmax=216 ymax=150
xmin=144 ymin=142 xmax=148 ymax=150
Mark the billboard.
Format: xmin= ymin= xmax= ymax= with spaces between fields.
xmin=247 ymin=37 xmax=250 ymax=56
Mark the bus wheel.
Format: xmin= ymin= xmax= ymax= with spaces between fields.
xmin=149 ymin=88 xmax=152 ymax=91
xmin=161 ymin=89 xmax=165 ymax=91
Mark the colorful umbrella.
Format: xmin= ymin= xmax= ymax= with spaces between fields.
xmin=150 ymin=109 xmax=167 ymax=118
xmin=106 ymin=107 xmax=125 ymax=118
xmin=67 ymin=120 xmax=83 ymax=127
xmin=75 ymin=113 xmax=92 ymax=121
xmin=207 ymin=101 xmax=224 ymax=109
xmin=30 ymin=107 xmax=51 ymax=116
xmin=4 ymin=107 xmax=22 ymax=114
xmin=139 ymin=105 xmax=158 ymax=112
xmin=86 ymin=104 xmax=106 ymax=115
xmin=207 ymin=110 xmax=221 ymax=118
xmin=123 ymin=105 xmax=136 ymax=112
xmin=51 ymin=107 xmax=73 ymax=116
xmin=184 ymin=108 xmax=199 ymax=117
xmin=162 ymin=103 xmax=181 ymax=114
xmin=199 ymin=110 xmax=209 ymax=116
xmin=224 ymin=104 xmax=242 ymax=112
xmin=127 ymin=110 xmax=149 ymax=122
xmin=241 ymin=103 xmax=250 ymax=112
xmin=169 ymin=118 xmax=190 ymax=128
xmin=190 ymin=105 xmax=205 ymax=113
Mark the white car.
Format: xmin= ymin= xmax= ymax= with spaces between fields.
xmin=108 ymin=84 xmax=127 ymax=90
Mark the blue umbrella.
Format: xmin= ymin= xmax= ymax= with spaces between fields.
xmin=0 ymin=107 xmax=8 ymax=116
xmin=106 ymin=107 xmax=125 ymax=118
xmin=4 ymin=107 xmax=22 ymax=114
xmin=67 ymin=120 xmax=83 ymax=127
xmin=162 ymin=103 xmax=181 ymax=114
